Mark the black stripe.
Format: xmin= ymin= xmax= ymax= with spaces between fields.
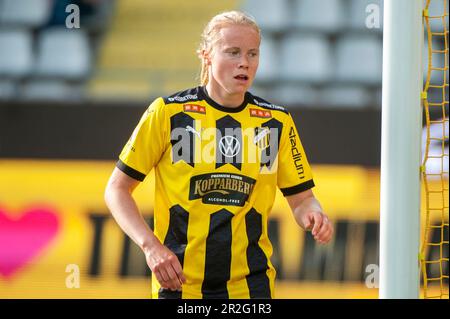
xmin=158 ymin=205 xmax=189 ymax=299
xmin=116 ymin=160 xmax=146 ymax=181
xmin=245 ymin=208 xmax=271 ymax=299
xmin=163 ymin=205 xmax=189 ymax=266
xmin=260 ymin=118 xmax=283 ymax=170
xmin=158 ymin=289 xmax=182 ymax=299
xmin=215 ymin=115 xmax=242 ymax=171
xmin=280 ymin=179 xmax=315 ymax=196
xmin=170 ymin=112 xmax=195 ymax=167
xmin=202 ymin=209 xmax=233 ymax=299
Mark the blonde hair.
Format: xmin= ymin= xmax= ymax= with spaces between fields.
xmin=197 ymin=11 xmax=261 ymax=86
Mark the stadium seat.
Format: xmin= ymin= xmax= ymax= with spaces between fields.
xmin=318 ymin=85 xmax=371 ymax=108
xmin=272 ymin=84 xmax=318 ymax=107
xmin=426 ymin=0 xmax=448 ymax=32
xmin=0 ymin=29 xmax=33 ymax=78
xmin=248 ymin=84 xmax=275 ymax=101
xmin=20 ymin=80 xmax=83 ymax=101
xmin=0 ymin=0 xmax=51 ymax=27
xmin=335 ymin=35 xmax=382 ymax=85
xmin=0 ymin=80 xmax=17 ymax=100
xmin=423 ymin=39 xmax=445 ymax=85
xmin=35 ymin=28 xmax=91 ymax=79
xmin=348 ymin=0 xmax=383 ymax=31
xmin=374 ymin=88 xmax=382 ymax=108
xmin=292 ymin=0 xmax=344 ymax=32
xmin=256 ymin=34 xmax=278 ymax=82
xmin=279 ymin=33 xmax=332 ymax=83
xmin=240 ymin=0 xmax=289 ymax=32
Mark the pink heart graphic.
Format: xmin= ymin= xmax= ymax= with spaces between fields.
xmin=0 ymin=208 xmax=60 ymax=278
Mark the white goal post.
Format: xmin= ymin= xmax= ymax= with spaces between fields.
xmin=380 ymin=0 xmax=423 ymax=299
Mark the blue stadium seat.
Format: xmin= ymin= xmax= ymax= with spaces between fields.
xmin=0 ymin=79 xmax=17 ymax=100
xmin=0 ymin=0 xmax=51 ymax=27
xmin=20 ymin=80 xmax=83 ymax=101
xmin=35 ymin=28 xmax=91 ymax=79
xmin=279 ymin=33 xmax=332 ymax=83
xmin=256 ymin=34 xmax=278 ymax=82
xmin=427 ymin=0 xmax=448 ymax=32
xmin=318 ymin=85 xmax=371 ymax=108
xmin=273 ymin=84 xmax=318 ymax=107
xmin=423 ymin=39 xmax=446 ymax=85
xmin=335 ymin=35 xmax=382 ymax=84
xmin=240 ymin=0 xmax=289 ymax=32
xmin=248 ymin=84 xmax=275 ymax=101
xmin=0 ymin=29 xmax=33 ymax=78
xmin=292 ymin=0 xmax=344 ymax=32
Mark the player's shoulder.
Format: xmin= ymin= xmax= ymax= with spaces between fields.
xmin=247 ymin=91 xmax=290 ymax=115
xmin=162 ymin=86 xmax=202 ymax=105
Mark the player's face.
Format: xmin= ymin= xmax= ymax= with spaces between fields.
xmin=208 ymin=25 xmax=260 ymax=98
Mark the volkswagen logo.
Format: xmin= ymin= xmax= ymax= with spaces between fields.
xmin=219 ymin=136 xmax=240 ymax=157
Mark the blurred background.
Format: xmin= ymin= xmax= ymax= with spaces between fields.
xmin=0 ymin=0 xmax=448 ymax=298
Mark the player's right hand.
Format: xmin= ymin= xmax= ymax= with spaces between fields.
xmin=144 ymin=242 xmax=186 ymax=291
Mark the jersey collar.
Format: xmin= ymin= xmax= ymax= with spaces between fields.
xmin=199 ymin=86 xmax=250 ymax=113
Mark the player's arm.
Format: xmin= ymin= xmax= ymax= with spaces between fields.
xmin=285 ymin=189 xmax=333 ymax=244
xmin=104 ymin=167 xmax=186 ymax=290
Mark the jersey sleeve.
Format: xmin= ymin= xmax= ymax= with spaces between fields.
xmin=116 ymin=97 xmax=168 ymax=181
xmin=277 ymin=113 xmax=315 ymax=196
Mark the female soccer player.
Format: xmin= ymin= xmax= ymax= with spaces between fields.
xmin=104 ymin=11 xmax=333 ymax=299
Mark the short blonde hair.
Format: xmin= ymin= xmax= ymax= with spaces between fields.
xmin=197 ymin=11 xmax=261 ymax=86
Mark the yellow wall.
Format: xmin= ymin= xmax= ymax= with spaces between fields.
xmin=0 ymin=160 xmax=445 ymax=298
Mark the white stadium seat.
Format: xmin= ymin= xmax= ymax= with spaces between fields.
xmin=240 ymin=0 xmax=289 ymax=32
xmin=35 ymin=28 xmax=91 ymax=79
xmin=280 ymin=33 xmax=332 ymax=83
xmin=292 ymin=0 xmax=344 ymax=32
xmin=0 ymin=0 xmax=51 ymax=27
xmin=0 ymin=29 xmax=33 ymax=77
xmin=335 ymin=35 xmax=382 ymax=84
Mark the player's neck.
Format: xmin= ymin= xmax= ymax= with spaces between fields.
xmin=205 ymin=82 xmax=245 ymax=109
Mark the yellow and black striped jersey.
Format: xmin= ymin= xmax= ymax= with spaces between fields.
xmin=117 ymin=86 xmax=314 ymax=299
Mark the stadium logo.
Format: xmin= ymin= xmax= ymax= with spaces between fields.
xmin=219 ymin=136 xmax=240 ymax=158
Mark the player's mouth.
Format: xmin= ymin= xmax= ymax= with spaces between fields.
xmin=234 ymin=74 xmax=249 ymax=82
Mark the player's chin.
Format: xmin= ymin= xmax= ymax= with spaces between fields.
xmin=232 ymin=78 xmax=253 ymax=90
